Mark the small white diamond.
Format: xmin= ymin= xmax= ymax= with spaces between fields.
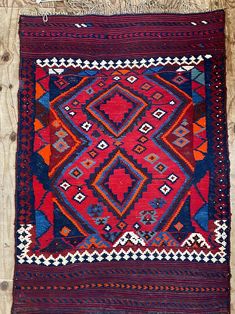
xmin=167 ymin=174 xmax=178 ymax=183
xmin=139 ymin=123 xmax=153 ymax=134
xmin=81 ymin=121 xmax=92 ymax=131
xmin=73 ymin=192 xmax=86 ymax=203
xmin=69 ymin=111 xmax=76 ymax=116
xmin=113 ymin=76 xmax=121 ymax=81
xmin=126 ymin=75 xmax=138 ymax=83
xmin=97 ymin=140 xmax=109 ymax=150
xmin=60 ymin=180 xmax=71 ymax=191
xmin=159 ymin=184 xmax=172 ymax=195
xmin=188 ymin=255 xmax=194 ymax=262
xmin=152 ymin=109 xmax=166 ymax=119
xmin=64 ymin=106 xmax=70 ymax=111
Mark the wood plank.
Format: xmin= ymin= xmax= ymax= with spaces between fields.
xmin=0 ymin=6 xmax=19 ymax=314
xmin=0 ymin=1 xmax=234 ymax=313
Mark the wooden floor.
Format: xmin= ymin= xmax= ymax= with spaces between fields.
xmin=0 ymin=0 xmax=234 ymax=313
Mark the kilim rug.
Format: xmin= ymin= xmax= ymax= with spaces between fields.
xmin=13 ymin=10 xmax=230 ymax=313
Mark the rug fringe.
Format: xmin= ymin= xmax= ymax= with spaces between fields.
xmin=20 ymin=0 xmax=223 ymax=17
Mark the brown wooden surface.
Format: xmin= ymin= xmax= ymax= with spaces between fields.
xmin=0 ymin=1 xmax=234 ymax=313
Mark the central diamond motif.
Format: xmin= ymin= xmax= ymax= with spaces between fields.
xmin=91 ymin=150 xmax=148 ymax=217
xmin=86 ymin=84 xmax=148 ymax=137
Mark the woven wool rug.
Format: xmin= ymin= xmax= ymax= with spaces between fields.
xmin=13 ymin=10 xmax=230 ymax=313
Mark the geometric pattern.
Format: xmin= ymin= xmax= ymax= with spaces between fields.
xmin=15 ymin=12 xmax=229 ymax=314
xmin=17 ymin=220 xmax=228 ymax=265
xmin=36 ymin=54 xmax=213 ymax=69
xmin=91 ymin=150 xmax=148 ymax=217
xmin=34 ymin=64 xmax=198 ymax=255
xmin=86 ymin=84 xmax=148 ymax=137
xmin=16 ymin=54 xmax=229 ymax=266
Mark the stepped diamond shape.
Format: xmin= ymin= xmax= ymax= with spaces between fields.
xmin=91 ymin=150 xmax=148 ymax=217
xmin=86 ymin=84 xmax=148 ymax=137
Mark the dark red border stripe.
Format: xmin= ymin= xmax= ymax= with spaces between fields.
xmin=13 ymin=261 xmax=230 ymax=313
xmin=19 ymin=11 xmax=225 ymax=58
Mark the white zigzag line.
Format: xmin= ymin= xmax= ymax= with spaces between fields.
xmin=36 ymin=55 xmax=212 ymax=70
xmin=16 ymin=220 xmax=227 ymax=266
